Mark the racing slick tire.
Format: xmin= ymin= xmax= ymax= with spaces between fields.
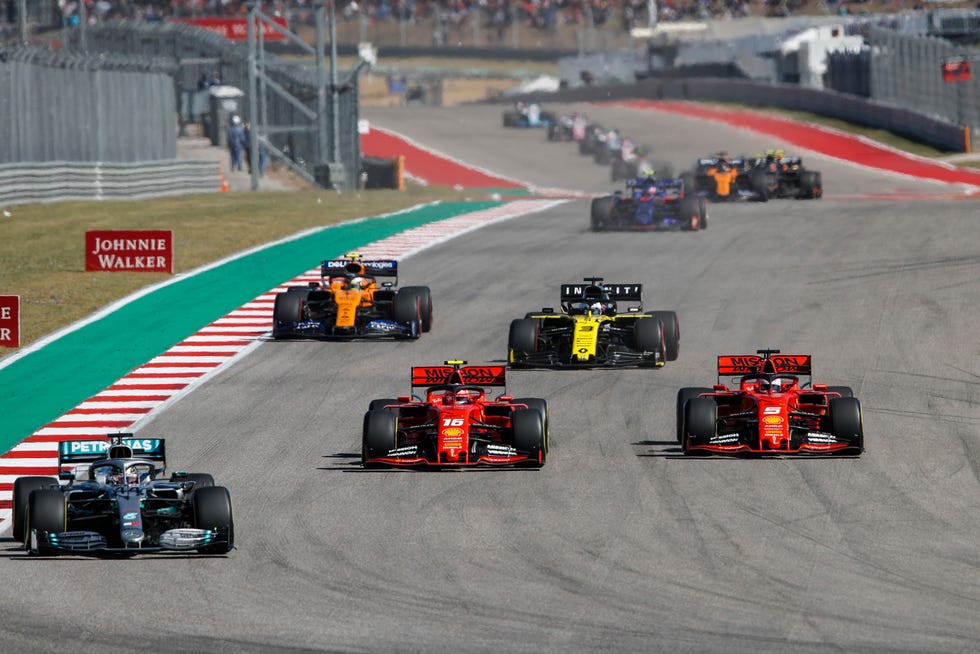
xmin=590 ymin=196 xmax=615 ymax=231
xmin=683 ymin=397 xmax=718 ymax=455
xmin=193 ymin=485 xmax=235 ymax=554
xmin=362 ymin=409 xmax=398 ymax=467
xmin=12 ymin=476 xmax=54 ymax=543
xmin=750 ymin=168 xmax=769 ymax=202
xmin=649 ymin=311 xmax=680 ymax=361
xmin=512 ymin=408 xmax=546 ymax=468
xmin=632 ymin=317 xmax=666 ymax=367
xmin=800 ymin=170 xmax=822 ymax=199
xmin=829 ymin=397 xmax=864 ymax=453
xmin=698 ymin=197 xmax=708 ymax=229
xmin=514 ymin=398 xmax=549 ymax=453
xmin=26 ymin=488 xmax=66 ymax=553
xmin=594 ymin=148 xmax=612 ymax=166
xmin=680 ymin=197 xmax=702 ymax=231
xmin=398 ymin=286 xmax=433 ymax=332
xmin=392 ymin=290 xmax=422 ymax=337
xmin=676 ymin=387 xmax=713 ymax=443
xmin=272 ymin=289 xmax=309 ymax=338
xmin=178 ymin=473 xmax=215 ymax=490
xmin=508 ymin=318 xmax=540 ymax=365
xmin=680 ymin=171 xmax=698 ymax=195
xmin=827 ymin=386 xmax=854 ymax=399
xmin=369 ymin=398 xmax=400 ymax=413
xmin=502 ymin=111 xmax=520 ymax=127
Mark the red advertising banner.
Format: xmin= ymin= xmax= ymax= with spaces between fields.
xmin=85 ymin=230 xmax=174 ymax=273
xmin=171 ymin=16 xmax=289 ymax=42
xmin=942 ymin=58 xmax=971 ymax=83
xmin=0 ymin=295 xmax=19 ymax=348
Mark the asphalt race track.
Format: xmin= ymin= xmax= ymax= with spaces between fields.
xmin=1 ymin=103 xmax=978 ymax=653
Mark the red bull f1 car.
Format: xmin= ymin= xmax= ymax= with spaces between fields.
xmin=272 ymin=254 xmax=432 ymax=340
xmin=508 ymin=278 xmax=680 ymax=368
xmin=12 ymin=434 xmax=234 ymax=555
xmin=677 ymin=350 xmax=864 ymax=455
xmin=362 ymin=361 xmax=548 ymax=468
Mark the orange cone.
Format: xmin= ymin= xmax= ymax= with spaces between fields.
xmin=219 ymin=162 xmax=229 ymax=192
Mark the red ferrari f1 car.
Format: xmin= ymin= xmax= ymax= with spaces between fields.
xmin=677 ymin=349 xmax=864 ymax=455
xmin=362 ymin=361 xmax=549 ymax=468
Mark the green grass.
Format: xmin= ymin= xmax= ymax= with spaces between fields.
xmin=0 ymin=185 xmax=471 ymax=356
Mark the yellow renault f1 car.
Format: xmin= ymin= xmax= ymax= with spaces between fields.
xmin=507 ymin=278 xmax=679 ymax=368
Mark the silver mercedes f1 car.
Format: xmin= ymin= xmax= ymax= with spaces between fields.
xmin=12 ymin=433 xmax=234 ymax=556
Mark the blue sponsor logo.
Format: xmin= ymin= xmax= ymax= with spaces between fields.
xmin=365 ymin=320 xmax=401 ymax=332
xmin=294 ymin=320 xmax=323 ymax=331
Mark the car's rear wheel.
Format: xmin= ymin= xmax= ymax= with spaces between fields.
xmin=512 ymin=408 xmax=545 ymax=467
xmin=676 ymin=387 xmax=712 ymax=443
xmin=750 ymin=168 xmax=769 ymax=202
xmin=648 ymin=311 xmax=679 ymax=361
xmin=680 ymin=197 xmax=701 ymax=230
xmin=684 ymin=397 xmax=717 ymax=454
xmin=26 ymin=489 xmax=66 ymax=553
xmin=363 ymin=409 xmax=398 ymax=466
xmin=508 ymin=318 xmax=540 ymax=364
xmin=800 ymin=170 xmax=822 ymax=199
xmin=633 ymin=317 xmax=665 ymax=366
xmin=194 ymin=486 xmax=235 ymax=554
xmin=13 ymin=476 xmax=53 ymax=543
xmin=698 ymin=197 xmax=708 ymax=229
xmin=829 ymin=397 xmax=864 ymax=453
xmin=398 ymin=286 xmax=433 ymax=332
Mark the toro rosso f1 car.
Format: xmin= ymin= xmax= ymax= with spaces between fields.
xmin=591 ymin=176 xmax=707 ymax=231
xmin=362 ymin=361 xmax=548 ymax=468
xmin=508 ymin=278 xmax=680 ymax=368
xmin=12 ymin=434 xmax=234 ymax=555
xmin=272 ymin=253 xmax=433 ymax=340
xmin=677 ymin=350 xmax=864 ymax=455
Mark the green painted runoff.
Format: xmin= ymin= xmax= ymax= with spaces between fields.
xmin=0 ymin=201 xmax=502 ymax=453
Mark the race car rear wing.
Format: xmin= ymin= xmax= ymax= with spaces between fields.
xmin=412 ymin=363 xmax=507 ymax=388
xmin=321 ymin=258 xmax=398 ymax=279
xmin=717 ymin=353 xmax=812 ymax=377
xmin=58 ymin=434 xmax=167 ymax=472
xmin=560 ymin=280 xmax=643 ymax=303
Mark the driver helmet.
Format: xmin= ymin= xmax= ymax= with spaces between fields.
xmin=348 ymin=275 xmax=366 ymax=291
xmin=455 ymin=389 xmax=473 ymax=405
xmin=756 ymin=378 xmax=772 ymax=393
xmin=583 ymin=286 xmax=615 ymax=315
xmin=123 ymin=466 xmax=143 ymax=486
xmin=771 ymin=377 xmax=793 ymax=393
xmin=640 ymin=167 xmax=656 ymax=179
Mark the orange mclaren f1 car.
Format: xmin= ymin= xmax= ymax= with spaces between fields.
xmin=272 ymin=253 xmax=432 ymax=340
